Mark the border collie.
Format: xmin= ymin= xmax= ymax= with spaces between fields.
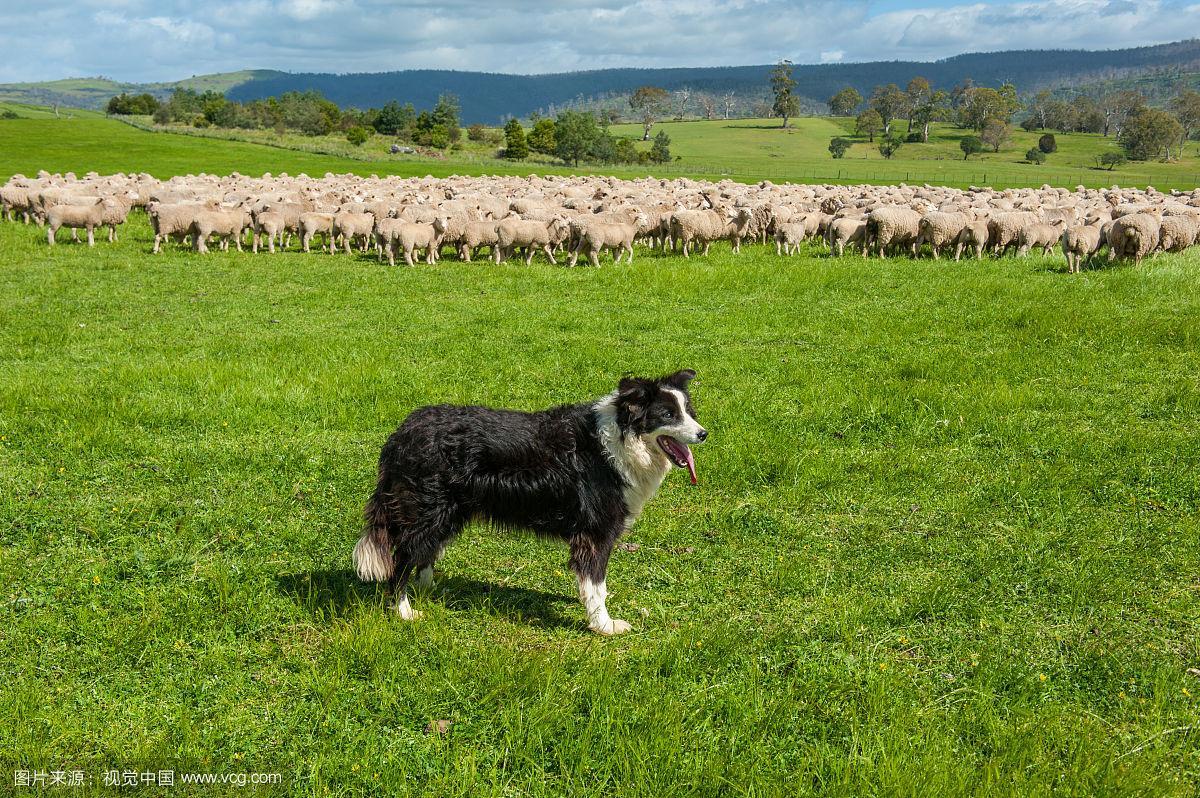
xmin=353 ymin=370 xmax=707 ymax=635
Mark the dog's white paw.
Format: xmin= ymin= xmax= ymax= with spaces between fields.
xmin=593 ymin=618 xmax=632 ymax=636
xmin=395 ymin=606 xmax=423 ymax=621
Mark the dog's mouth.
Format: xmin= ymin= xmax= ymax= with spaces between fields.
xmin=656 ymin=436 xmax=697 ymax=485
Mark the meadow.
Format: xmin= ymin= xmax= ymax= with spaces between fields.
xmin=0 ymin=113 xmax=1199 ymax=796
xmin=12 ymin=105 xmax=1198 ymax=191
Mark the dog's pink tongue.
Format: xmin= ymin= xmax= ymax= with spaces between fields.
xmin=682 ymin=444 xmax=697 ymax=485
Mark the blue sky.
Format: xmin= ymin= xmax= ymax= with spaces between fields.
xmin=0 ymin=1 xmax=1195 ymax=83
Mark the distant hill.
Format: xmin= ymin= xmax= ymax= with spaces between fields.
xmin=225 ymin=40 xmax=1200 ymax=122
xmin=0 ymin=71 xmax=283 ymax=112
xmin=4 ymin=40 xmax=1198 ymax=123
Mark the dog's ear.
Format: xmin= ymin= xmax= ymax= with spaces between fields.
xmin=662 ymin=369 xmax=696 ymax=390
xmin=616 ymin=377 xmax=654 ymax=426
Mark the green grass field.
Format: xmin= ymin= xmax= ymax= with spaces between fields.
xmin=6 ymin=106 xmax=1199 ymax=190
xmin=1 ymin=113 xmax=1199 ymax=797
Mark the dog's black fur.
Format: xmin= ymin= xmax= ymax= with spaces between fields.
xmin=355 ymin=370 xmax=704 ymax=628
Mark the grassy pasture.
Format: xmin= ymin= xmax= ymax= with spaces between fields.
xmin=0 ymin=114 xmax=1199 ymax=797
xmin=6 ymin=106 xmax=1197 ymax=190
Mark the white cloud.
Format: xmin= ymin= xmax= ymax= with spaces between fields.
xmin=0 ymin=0 xmax=1196 ymax=83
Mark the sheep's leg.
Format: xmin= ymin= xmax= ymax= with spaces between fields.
xmin=544 ymin=244 xmax=557 ymax=265
xmin=702 ymin=242 xmax=710 ymax=256
xmin=71 ymin=228 xmax=79 ymax=242
xmin=47 ymin=225 xmax=56 ymax=246
xmin=87 ymin=226 xmax=95 ymax=247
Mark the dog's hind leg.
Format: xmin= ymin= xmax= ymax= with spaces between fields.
xmin=413 ymin=544 xmax=446 ymax=591
xmin=570 ymin=527 xmax=629 ymax=636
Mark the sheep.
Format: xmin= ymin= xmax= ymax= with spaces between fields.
xmin=46 ymin=199 xmax=119 ymax=246
xmin=332 ymin=211 xmax=376 ymax=255
xmin=1156 ymin=214 xmax=1198 ymax=253
xmin=727 ymin=207 xmax=756 ymax=253
xmin=456 ymin=220 xmax=501 ymax=262
xmin=299 ymin=212 xmax=335 ymax=253
xmin=988 ymin=211 xmax=1040 ymax=257
xmin=149 ymin=201 xmax=213 ymax=254
xmin=825 ymin=217 xmax=867 ymax=258
xmin=382 ymin=219 xmax=446 ymax=267
xmin=668 ymin=207 xmax=735 ymax=258
xmin=1 ymin=182 xmax=35 ymax=223
xmin=916 ymin=211 xmax=968 ymax=259
xmin=191 ymin=207 xmax=251 ymax=253
xmin=1107 ymin=213 xmax=1160 ymax=265
xmin=1060 ymin=219 xmax=1106 ymax=273
xmin=865 ymin=206 xmax=921 ymax=257
xmin=496 ymin=218 xmax=558 ymax=265
xmin=774 ymin=221 xmax=808 ymax=256
xmin=953 ymin=219 xmax=990 ymax=261
xmin=571 ymin=213 xmax=648 ymax=267
xmin=1017 ymin=220 xmax=1066 ymax=257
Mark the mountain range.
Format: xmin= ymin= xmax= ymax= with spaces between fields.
xmin=2 ymin=40 xmax=1198 ymax=123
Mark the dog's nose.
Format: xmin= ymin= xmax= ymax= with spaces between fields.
xmin=696 ymin=429 xmax=708 ymax=442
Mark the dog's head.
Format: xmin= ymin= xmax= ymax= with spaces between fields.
xmin=614 ymin=369 xmax=708 ymax=484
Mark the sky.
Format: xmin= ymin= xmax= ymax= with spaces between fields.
xmin=1 ymin=0 xmax=1197 ymax=83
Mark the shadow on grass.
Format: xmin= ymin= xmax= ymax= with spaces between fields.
xmin=276 ymin=569 xmax=578 ymax=630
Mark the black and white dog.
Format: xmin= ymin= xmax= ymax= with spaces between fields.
xmin=353 ymin=369 xmax=707 ymax=634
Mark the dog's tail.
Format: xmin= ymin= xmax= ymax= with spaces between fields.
xmin=353 ymin=491 xmax=394 ymax=582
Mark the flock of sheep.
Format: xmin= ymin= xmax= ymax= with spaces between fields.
xmin=3 ymin=170 xmax=1199 ymax=271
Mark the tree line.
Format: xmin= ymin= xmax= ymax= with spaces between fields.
xmin=819 ymin=76 xmax=1199 ymax=163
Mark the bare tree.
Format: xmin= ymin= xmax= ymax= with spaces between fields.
xmin=698 ymin=93 xmax=717 ymax=120
xmin=672 ymin=87 xmax=692 ymax=120
xmin=722 ymin=91 xmax=736 ymax=119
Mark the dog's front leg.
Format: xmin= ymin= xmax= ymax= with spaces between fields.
xmin=571 ymin=534 xmax=630 ymax=636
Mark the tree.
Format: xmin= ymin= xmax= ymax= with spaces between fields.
xmin=855 ymin=109 xmax=883 ymax=142
xmin=906 ymin=78 xmax=948 ymax=143
xmin=671 ymin=87 xmax=692 ymax=120
xmin=527 ymin=118 xmax=556 ymax=155
xmin=345 ymin=126 xmax=370 ymax=146
xmin=649 ymin=130 xmax=672 ymax=163
xmin=1169 ymin=89 xmax=1200 ymax=145
xmin=466 ymin=123 xmax=487 ymax=141
xmin=614 ymin=138 xmax=639 ymax=164
xmin=373 ymin=100 xmax=415 ymax=135
xmin=869 ymin=83 xmax=909 ymax=134
xmin=1025 ymin=148 xmax=1045 ymax=164
xmin=770 ymin=60 xmax=800 ymax=128
xmin=697 ymin=93 xmax=717 ymax=120
xmin=1098 ymin=151 xmax=1127 ymax=170
xmin=878 ymin=133 xmax=903 ymax=159
xmin=554 ymin=110 xmax=605 ymax=166
xmin=960 ymin=135 xmax=983 ymax=160
xmin=106 ymin=92 xmax=161 ymax=115
xmin=721 ymin=91 xmax=737 ymax=119
xmin=503 ymin=118 xmax=529 ymax=160
xmin=828 ymin=87 xmax=862 ymax=116
xmin=431 ymin=94 xmax=461 ymax=143
xmin=828 ymin=137 xmax=852 ymax=158
xmin=1100 ymin=90 xmax=1145 ymax=137
xmin=629 ymin=86 xmax=670 ymax=140
xmin=958 ymin=85 xmax=1020 ymax=131
xmin=1038 ymin=133 xmax=1057 ymax=153
xmin=980 ymin=118 xmax=1013 ymax=152
xmin=1119 ymin=107 xmax=1184 ymax=161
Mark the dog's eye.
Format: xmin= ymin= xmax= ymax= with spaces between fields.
xmin=663 ymin=408 xmax=675 ymax=419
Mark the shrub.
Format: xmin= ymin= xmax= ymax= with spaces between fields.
xmin=0 ymin=110 xmax=21 ymax=120
xmin=1038 ymin=133 xmax=1057 ymax=153
xmin=828 ymin=137 xmax=852 ymax=159
xmin=1025 ymin=148 xmax=1046 ymax=164
xmin=527 ymin=118 xmax=557 ymax=155
xmin=960 ymin=136 xmax=984 ymax=159
xmin=1098 ymin=151 xmax=1127 ymax=170
xmin=878 ymin=133 xmax=903 ymax=159
xmin=613 ymin=138 xmax=639 ymax=164
xmin=503 ymin=118 xmax=529 ymax=160
xmin=346 ymin=126 xmax=370 ymax=146
xmin=467 ymin=123 xmax=487 ymax=141
xmin=648 ymin=130 xmax=671 ymax=163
